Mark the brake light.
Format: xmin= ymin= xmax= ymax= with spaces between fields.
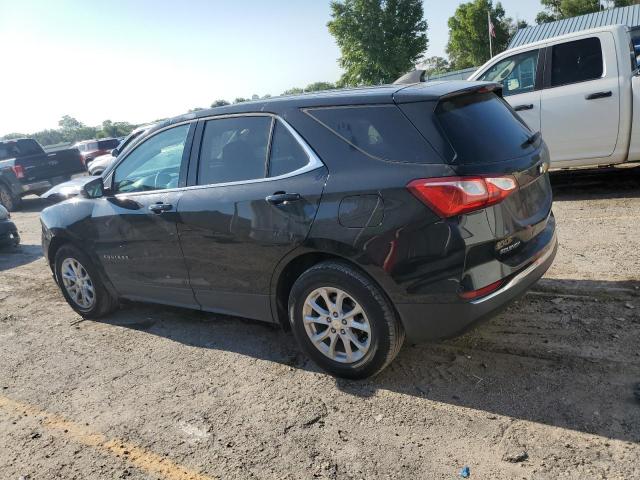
xmin=407 ymin=175 xmax=517 ymax=217
xmin=11 ymin=165 xmax=25 ymax=179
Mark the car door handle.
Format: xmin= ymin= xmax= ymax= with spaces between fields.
xmin=514 ymin=104 xmax=534 ymax=111
xmin=148 ymin=202 xmax=173 ymax=213
xmin=265 ymin=192 xmax=301 ymax=205
xmin=585 ymin=91 xmax=612 ymax=100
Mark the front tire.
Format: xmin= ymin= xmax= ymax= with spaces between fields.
xmin=54 ymin=244 xmax=118 ymax=318
xmin=289 ymin=261 xmax=404 ymax=379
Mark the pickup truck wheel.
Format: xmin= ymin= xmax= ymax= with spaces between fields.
xmin=288 ymin=261 xmax=404 ymax=379
xmin=0 ymin=184 xmax=20 ymax=212
xmin=54 ymin=244 xmax=118 ymax=319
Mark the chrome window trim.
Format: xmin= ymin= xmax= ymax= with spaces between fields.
xmin=111 ymin=113 xmax=324 ymax=199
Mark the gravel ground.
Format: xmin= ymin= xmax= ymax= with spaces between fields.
xmin=1 ymin=166 xmax=639 ymax=479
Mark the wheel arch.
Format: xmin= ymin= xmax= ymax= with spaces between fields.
xmin=271 ymin=248 xmax=401 ymax=331
xmin=47 ymin=233 xmax=119 ymax=300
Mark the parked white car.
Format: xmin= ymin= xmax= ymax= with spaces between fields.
xmin=469 ymin=25 xmax=640 ymax=169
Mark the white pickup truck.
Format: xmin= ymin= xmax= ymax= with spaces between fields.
xmin=469 ymin=25 xmax=640 ymax=169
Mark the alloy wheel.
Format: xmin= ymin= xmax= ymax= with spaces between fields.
xmin=302 ymin=287 xmax=372 ymax=364
xmin=60 ymin=258 xmax=96 ymax=310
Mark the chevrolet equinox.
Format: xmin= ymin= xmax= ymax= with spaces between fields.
xmin=41 ymin=81 xmax=557 ymax=379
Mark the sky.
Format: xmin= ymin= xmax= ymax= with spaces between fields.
xmin=0 ymin=0 xmax=541 ymax=136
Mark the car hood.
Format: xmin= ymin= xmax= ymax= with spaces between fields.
xmin=41 ymin=176 xmax=97 ymax=201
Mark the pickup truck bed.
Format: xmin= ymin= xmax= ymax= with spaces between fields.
xmin=0 ymin=138 xmax=86 ymax=211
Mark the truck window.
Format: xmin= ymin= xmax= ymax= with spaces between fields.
xmin=16 ymin=139 xmax=42 ymax=156
xmin=0 ymin=139 xmax=42 ymax=160
xmin=478 ymin=49 xmax=539 ymax=96
xmin=551 ymin=37 xmax=603 ymax=87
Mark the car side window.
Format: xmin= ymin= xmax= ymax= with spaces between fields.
xmin=478 ymin=49 xmax=539 ymax=96
xmin=551 ymin=37 xmax=603 ymax=87
xmin=268 ymin=121 xmax=309 ymax=177
xmin=197 ymin=116 xmax=271 ymax=185
xmin=113 ymin=124 xmax=190 ymax=194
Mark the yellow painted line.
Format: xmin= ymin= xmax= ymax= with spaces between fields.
xmin=0 ymin=395 xmax=214 ymax=480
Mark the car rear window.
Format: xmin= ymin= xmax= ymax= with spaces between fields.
xmin=435 ymin=92 xmax=534 ymax=164
xmin=98 ymin=139 xmax=119 ymax=149
xmin=305 ymin=105 xmax=439 ymax=164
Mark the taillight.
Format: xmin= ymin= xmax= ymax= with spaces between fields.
xmin=407 ymin=175 xmax=517 ymax=217
xmin=11 ymin=165 xmax=25 ymax=179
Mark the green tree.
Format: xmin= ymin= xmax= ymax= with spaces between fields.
xmin=328 ymin=0 xmax=428 ymax=85
xmin=305 ymin=81 xmax=336 ymax=91
xmin=211 ymin=99 xmax=230 ymax=107
xmin=233 ymin=97 xmax=249 ymax=104
xmin=1 ymin=133 xmax=27 ymax=140
xmin=609 ymin=0 xmax=640 ymax=6
xmin=282 ymin=87 xmax=304 ymax=95
xmin=418 ymin=56 xmax=450 ymax=78
xmin=535 ymin=0 xmax=608 ymax=24
xmin=58 ymin=115 xmax=84 ymax=131
xmin=446 ymin=0 xmax=511 ymax=69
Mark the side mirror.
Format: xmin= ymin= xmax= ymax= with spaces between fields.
xmin=111 ymin=148 xmax=119 ymax=156
xmin=81 ymin=177 xmax=105 ymax=199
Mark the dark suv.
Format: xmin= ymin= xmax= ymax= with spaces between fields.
xmin=40 ymin=81 xmax=557 ymax=378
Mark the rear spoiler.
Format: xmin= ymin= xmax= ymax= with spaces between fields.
xmin=393 ymin=81 xmax=503 ymax=104
xmin=439 ymin=83 xmax=503 ymax=100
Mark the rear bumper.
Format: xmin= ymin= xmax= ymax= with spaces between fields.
xmin=0 ymin=219 xmax=19 ymax=246
xmin=396 ymin=229 xmax=558 ymax=343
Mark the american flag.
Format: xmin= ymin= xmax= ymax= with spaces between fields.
xmin=488 ymin=16 xmax=496 ymax=38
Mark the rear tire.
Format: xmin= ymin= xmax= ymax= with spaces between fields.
xmin=0 ymin=184 xmax=21 ymax=212
xmin=54 ymin=244 xmax=118 ymax=319
xmin=289 ymin=261 xmax=404 ymax=379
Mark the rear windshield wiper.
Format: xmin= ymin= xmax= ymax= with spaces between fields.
xmin=521 ymin=131 xmax=541 ymax=148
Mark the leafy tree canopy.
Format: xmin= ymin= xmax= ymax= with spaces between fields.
xmin=536 ymin=0 xmax=638 ymax=24
xmin=328 ymin=0 xmax=428 ymax=85
xmin=446 ymin=0 xmax=512 ymax=69
xmin=210 ymin=99 xmax=230 ymax=107
xmin=2 ymin=116 xmax=137 ymax=146
xmin=418 ymin=56 xmax=451 ymax=78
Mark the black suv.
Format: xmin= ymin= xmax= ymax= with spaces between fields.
xmin=40 ymin=81 xmax=557 ymax=378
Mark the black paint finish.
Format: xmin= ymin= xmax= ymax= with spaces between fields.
xmin=40 ymin=81 xmax=556 ymax=342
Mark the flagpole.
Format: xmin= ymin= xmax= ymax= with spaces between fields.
xmin=488 ymin=10 xmax=493 ymax=59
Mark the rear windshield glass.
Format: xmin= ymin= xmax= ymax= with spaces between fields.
xmin=435 ymin=92 xmax=534 ymax=164
xmin=306 ymin=105 xmax=438 ymax=164
xmin=98 ymin=139 xmax=119 ymax=149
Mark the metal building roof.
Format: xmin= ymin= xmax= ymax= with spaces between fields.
xmin=509 ymin=4 xmax=640 ymax=48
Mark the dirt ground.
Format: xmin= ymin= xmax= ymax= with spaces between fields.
xmin=1 ymin=166 xmax=639 ymax=480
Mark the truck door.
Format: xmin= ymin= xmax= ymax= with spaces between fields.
xmin=477 ymin=47 xmax=543 ymax=133
xmin=540 ymin=33 xmax=620 ymax=163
